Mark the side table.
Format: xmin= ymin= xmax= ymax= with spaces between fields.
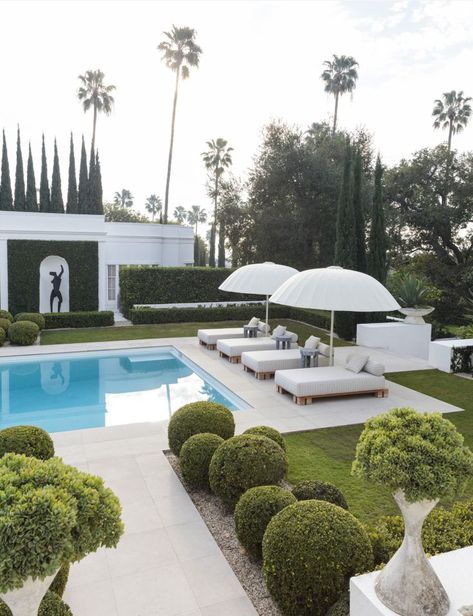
xmin=275 ymin=334 xmax=293 ymax=350
xmin=300 ymin=348 xmax=319 ymax=368
xmin=243 ymin=325 xmax=259 ymax=338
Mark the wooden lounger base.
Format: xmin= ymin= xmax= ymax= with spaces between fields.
xmin=199 ymin=340 xmax=216 ymax=350
xmin=243 ymin=365 xmax=274 ymax=380
xmin=219 ymin=351 xmax=241 ymax=363
xmin=277 ymin=385 xmax=389 ymax=405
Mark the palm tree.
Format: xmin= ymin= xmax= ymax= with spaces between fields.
xmin=186 ymin=205 xmax=207 ymax=235
xmin=201 ymin=138 xmax=233 ymax=267
xmin=432 ymin=90 xmax=472 ymax=150
xmin=113 ymin=189 xmax=133 ymax=208
xmin=320 ymin=55 xmax=358 ymax=134
xmin=145 ymin=194 xmax=162 ymax=221
xmin=173 ymin=205 xmax=187 ymax=224
xmin=158 ymin=26 xmax=202 ymax=224
xmin=77 ymin=70 xmax=115 ymax=154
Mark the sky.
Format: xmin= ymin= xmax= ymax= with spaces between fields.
xmin=1 ymin=0 xmax=473 ymax=220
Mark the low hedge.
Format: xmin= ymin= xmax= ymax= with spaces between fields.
xmin=0 ymin=425 xmax=55 ymax=460
xmin=14 ymin=312 xmax=46 ymax=330
xmin=0 ymin=310 xmax=13 ymax=322
xmin=8 ymin=320 xmax=39 ymax=345
xmin=43 ymin=311 xmax=114 ymax=329
xmin=243 ymin=426 xmax=286 ymax=452
xmin=130 ymin=304 xmax=290 ymax=325
xmin=180 ymin=433 xmax=224 ymax=490
xmin=0 ymin=591 xmax=72 ymax=616
xmin=0 ymin=327 xmax=5 ymax=347
xmin=49 ymin=563 xmax=70 ymax=597
xmin=292 ymin=480 xmax=348 ymax=510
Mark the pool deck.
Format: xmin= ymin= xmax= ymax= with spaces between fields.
xmin=2 ymin=337 xmax=464 ymax=616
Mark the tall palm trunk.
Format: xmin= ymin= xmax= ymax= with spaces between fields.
xmin=218 ymin=221 xmax=225 ymax=267
xmin=447 ymin=120 xmax=453 ymax=151
xmin=163 ymin=68 xmax=180 ymax=224
xmin=209 ymin=173 xmax=218 ymax=267
xmin=332 ymin=91 xmax=339 ymax=135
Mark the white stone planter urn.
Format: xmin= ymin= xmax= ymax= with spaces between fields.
xmin=399 ymin=306 xmax=434 ymax=324
xmin=375 ymin=490 xmax=449 ymax=616
xmin=0 ymin=570 xmax=58 ymax=616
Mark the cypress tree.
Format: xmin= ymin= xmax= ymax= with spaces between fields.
xmin=14 ymin=127 xmax=26 ymax=210
xmin=50 ymin=139 xmax=64 ymax=213
xmin=87 ymin=144 xmax=96 ymax=215
xmin=0 ymin=130 xmax=13 ymax=211
xmin=94 ymin=152 xmax=103 ymax=215
xmin=334 ymin=140 xmax=355 ymax=267
xmin=39 ymin=134 xmax=51 ymax=212
xmin=66 ymin=133 xmax=78 ymax=213
xmin=352 ymin=149 xmax=367 ymax=273
xmin=25 ymin=143 xmax=38 ymax=211
xmin=78 ymin=136 xmax=88 ymax=214
xmin=367 ymin=155 xmax=387 ymax=284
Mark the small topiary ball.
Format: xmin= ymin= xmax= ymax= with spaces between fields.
xmin=209 ymin=434 xmax=288 ymax=509
xmin=0 ymin=591 xmax=73 ymax=616
xmin=235 ymin=485 xmax=296 ymax=560
xmin=0 ymin=318 xmax=11 ymax=332
xmin=48 ymin=563 xmax=70 ymax=598
xmin=326 ymin=593 xmax=349 ymax=616
xmin=168 ymin=401 xmax=235 ymax=456
xmin=0 ymin=327 xmax=5 ymax=347
xmin=0 ymin=425 xmax=55 ymax=460
xmin=8 ymin=320 xmax=40 ymax=346
xmin=262 ymin=500 xmax=373 ymax=616
xmin=292 ymin=480 xmax=348 ymax=509
xmin=180 ymin=433 xmax=224 ymax=490
xmin=14 ymin=312 xmax=46 ymax=330
xmin=0 ymin=310 xmax=13 ymax=322
xmin=243 ymin=425 xmax=286 ymax=452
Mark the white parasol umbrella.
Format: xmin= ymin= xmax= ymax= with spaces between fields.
xmin=270 ymin=266 xmax=400 ymax=365
xmin=219 ymin=262 xmax=298 ymax=328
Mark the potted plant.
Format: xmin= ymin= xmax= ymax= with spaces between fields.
xmin=0 ymin=453 xmax=124 ymax=616
xmin=352 ymin=407 xmax=473 ymax=616
xmin=396 ymin=274 xmax=435 ymax=323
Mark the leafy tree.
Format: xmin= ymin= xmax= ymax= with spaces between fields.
xmin=78 ymin=136 xmax=88 ymax=214
xmin=186 ymin=204 xmax=207 ymax=235
xmin=39 ymin=134 xmax=50 ymax=212
xmin=432 ymin=90 xmax=472 ymax=151
xmin=158 ymin=25 xmax=202 ymax=223
xmin=218 ymin=177 xmax=253 ymax=266
xmin=25 ymin=143 xmax=38 ymax=211
xmin=0 ymin=130 xmax=13 ymax=211
xmin=202 ymin=138 xmax=233 ymax=267
xmin=104 ymin=202 xmax=148 ymax=222
xmin=353 ymin=149 xmax=367 ymax=272
xmin=335 ymin=140 xmax=356 ymax=267
xmin=77 ymin=69 xmax=115 ymax=154
xmin=173 ymin=205 xmax=187 ymax=223
xmin=145 ymin=194 xmax=162 ymax=221
xmin=66 ymin=133 xmax=78 ymax=213
xmin=50 ymin=139 xmax=64 ymax=213
xmin=321 ymin=54 xmax=359 ymax=134
xmin=194 ymin=235 xmax=207 ymax=265
xmin=113 ymin=189 xmax=133 ymax=208
xmin=14 ymin=127 xmax=25 ymax=210
xmin=367 ymin=155 xmax=387 ymax=284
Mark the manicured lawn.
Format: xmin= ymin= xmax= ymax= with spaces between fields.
xmin=286 ymin=369 xmax=473 ymax=524
xmin=40 ymin=318 xmax=351 ymax=347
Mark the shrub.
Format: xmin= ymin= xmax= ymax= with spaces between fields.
xmin=180 ymin=433 xmax=224 ymax=490
xmin=0 ymin=426 xmax=55 ymax=460
xmin=234 ymin=486 xmax=296 ymax=560
xmin=14 ymin=312 xmax=46 ymax=330
xmin=0 ymin=310 xmax=13 ymax=322
xmin=243 ymin=426 xmax=286 ymax=452
xmin=209 ymin=434 xmax=288 ymax=509
xmin=168 ymin=402 xmax=235 ymax=456
xmin=7 ymin=320 xmax=40 ymax=345
xmin=0 ymin=591 xmax=72 ymax=616
xmin=0 ymin=453 xmax=124 ymax=593
xmin=0 ymin=318 xmax=12 ymax=332
xmin=262 ymin=500 xmax=373 ymax=616
xmin=326 ymin=593 xmax=349 ymax=616
xmin=43 ymin=311 xmax=114 ymax=329
xmin=0 ymin=328 xmax=5 ymax=347
xmin=352 ymin=407 xmax=473 ymax=502
xmin=49 ymin=563 xmax=70 ymax=597
xmin=292 ymin=480 xmax=348 ymax=509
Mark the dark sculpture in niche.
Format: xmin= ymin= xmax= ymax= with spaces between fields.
xmin=49 ymin=265 xmax=64 ymax=312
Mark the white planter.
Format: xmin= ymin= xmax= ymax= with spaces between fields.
xmin=375 ymin=490 xmax=449 ymax=616
xmin=0 ymin=570 xmax=58 ymax=616
xmin=399 ymin=307 xmax=434 ymax=324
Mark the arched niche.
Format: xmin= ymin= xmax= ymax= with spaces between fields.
xmin=39 ymin=256 xmax=70 ymax=313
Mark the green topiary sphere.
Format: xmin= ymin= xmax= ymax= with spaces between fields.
xmin=0 ymin=310 xmax=13 ymax=322
xmin=0 ymin=425 xmax=55 ymax=460
xmin=209 ymin=434 xmax=287 ymax=509
xmin=168 ymin=401 xmax=235 ymax=456
xmin=0 ymin=591 xmax=73 ymax=616
xmin=180 ymin=433 xmax=224 ymax=490
xmin=0 ymin=318 xmax=11 ymax=332
xmin=235 ymin=485 xmax=296 ymax=560
xmin=262 ymin=500 xmax=373 ymax=616
xmin=8 ymin=321 xmax=40 ymax=346
xmin=0 ymin=328 xmax=5 ymax=347
xmin=326 ymin=593 xmax=349 ymax=616
xmin=292 ymin=480 xmax=348 ymax=509
xmin=48 ymin=563 xmax=70 ymax=598
xmin=14 ymin=312 xmax=46 ymax=330
xmin=352 ymin=407 xmax=473 ymax=502
xmin=243 ymin=425 xmax=286 ymax=451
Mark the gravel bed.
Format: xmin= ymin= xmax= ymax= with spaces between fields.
xmin=165 ymin=451 xmax=283 ymax=616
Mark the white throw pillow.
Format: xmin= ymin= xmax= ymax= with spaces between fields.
xmin=364 ymin=359 xmax=385 ymax=376
xmin=288 ymin=331 xmax=298 ymax=343
xmin=258 ymin=322 xmax=270 ymax=334
xmin=345 ymin=354 xmax=370 ymax=373
xmin=271 ymin=325 xmax=287 ymax=339
xmin=304 ymin=335 xmax=320 ymax=350
xmin=247 ymin=317 xmax=259 ymax=327
xmin=318 ymin=342 xmax=330 ymax=357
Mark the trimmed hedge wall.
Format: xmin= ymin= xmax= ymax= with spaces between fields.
xmin=43 ymin=311 xmax=114 ymax=329
xmin=8 ymin=240 xmax=98 ymax=314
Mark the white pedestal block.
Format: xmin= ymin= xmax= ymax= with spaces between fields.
xmin=429 ymin=339 xmax=473 ymax=373
xmin=351 ymin=546 xmax=473 ymax=616
xmin=356 ymin=322 xmax=432 ymax=360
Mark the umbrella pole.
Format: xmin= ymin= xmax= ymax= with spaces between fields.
xmin=330 ymin=310 xmax=334 ymax=366
xmin=265 ymin=295 xmax=269 ymax=336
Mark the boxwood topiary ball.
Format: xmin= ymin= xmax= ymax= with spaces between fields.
xmin=8 ymin=320 xmax=40 ymax=346
xmin=243 ymin=425 xmax=286 ymax=452
xmin=0 ymin=591 xmax=73 ymax=615
xmin=0 ymin=425 xmax=55 ymax=460
xmin=180 ymin=433 xmax=224 ymax=490
xmin=209 ymin=434 xmax=288 ymax=509
xmin=262 ymin=500 xmax=373 ymax=616
xmin=326 ymin=593 xmax=349 ymax=616
xmin=0 ymin=310 xmax=13 ymax=322
xmin=0 ymin=318 xmax=12 ymax=332
xmin=292 ymin=480 xmax=348 ymax=509
xmin=235 ymin=485 xmax=296 ymax=560
xmin=14 ymin=312 xmax=46 ymax=330
xmin=168 ymin=401 xmax=235 ymax=456
xmin=0 ymin=327 xmax=5 ymax=347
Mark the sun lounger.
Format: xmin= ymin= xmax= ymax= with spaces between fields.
xmin=217 ymin=332 xmax=298 ymax=363
xmin=198 ymin=321 xmax=270 ymax=350
xmin=242 ymin=342 xmax=331 ymax=379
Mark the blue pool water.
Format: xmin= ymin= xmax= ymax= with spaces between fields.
xmin=0 ymin=347 xmax=247 ymax=433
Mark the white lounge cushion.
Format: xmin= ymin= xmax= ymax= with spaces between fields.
xmin=287 ymin=330 xmax=299 ymax=343
xmin=198 ymin=328 xmax=246 ymax=345
xmin=345 ymin=354 xmax=369 ymax=374
xmin=318 ymin=342 xmax=331 ymax=357
xmin=271 ymin=325 xmax=287 ymax=339
xmin=364 ymin=359 xmax=385 ymax=376
xmin=275 ymin=366 xmax=385 ymax=398
xmin=217 ymin=337 xmax=297 ymax=358
xmin=242 ymin=349 xmax=302 ymax=373
xmin=247 ymin=317 xmax=260 ymax=327
xmin=258 ymin=321 xmax=270 ymax=334
xmin=304 ymin=335 xmax=320 ymax=350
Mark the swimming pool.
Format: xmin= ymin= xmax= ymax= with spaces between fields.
xmin=0 ymin=347 xmax=248 ymax=433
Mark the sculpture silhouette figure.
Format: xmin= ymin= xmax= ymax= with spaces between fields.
xmin=49 ymin=265 xmax=64 ymax=313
